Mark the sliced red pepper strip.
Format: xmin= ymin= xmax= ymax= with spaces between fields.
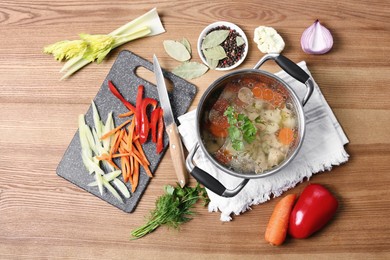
xmin=150 ymin=107 xmax=161 ymax=143
xmin=139 ymin=97 xmax=158 ymax=144
xmin=156 ymin=108 xmax=164 ymax=154
xmin=108 ymin=80 xmax=136 ymax=113
xmin=135 ymin=85 xmax=144 ymax=135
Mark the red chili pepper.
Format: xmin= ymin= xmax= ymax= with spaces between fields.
xmin=288 ymin=184 xmax=339 ymax=239
xmin=150 ymin=107 xmax=161 ymax=143
xmin=139 ymin=97 xmax=158 ymax=144
xmin=135 ymin=85 xmax=144 ymax=135
xmin=108 ymin=80 xmax=136 ymax=113
xmin=156 ymin=108 xmax=164 ymax=154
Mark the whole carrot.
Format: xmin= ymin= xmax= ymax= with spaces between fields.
xmin=265 ymin=194 xmax=297 ymax=246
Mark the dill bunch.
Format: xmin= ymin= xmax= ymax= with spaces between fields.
xmin=131 ymin=183 xmax=209 ymax=239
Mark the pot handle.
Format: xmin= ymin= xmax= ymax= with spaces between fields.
xmin=186 ymin=143 xmax=249 ymax=197
xmin=254 ymin=53 xmax=314 ymax=106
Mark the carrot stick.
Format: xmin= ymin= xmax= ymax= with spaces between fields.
xmin=95 ymin=153 xmax=119 ymax=170
xmin=130 ymin=142 xmax=153 ymax=178
xmin=278 ymin=128 xmax=295 ymax=146
xmin=129 ymin=155 xmax=134 ymax=177
xmin=120 ymin=153 xmax=129 ymax=182
xmin=118 ymin=110 xmax=134 ymax=118
xmin=123 ymin=156 xmax=131 ymax=183
xmin=134 ymin=139 xmax=150 ymax=166
xmin=110 ymin=131 xmax=120 ymax=156
xmin=132 ymin=160 xmax=139 ymax=193
xmin=143 ymin=163 xmax=153 ymax=178
xmin=100 ymin=119 xmax=131 ymax=140
xmin=95 ymin=153 xmax=110 ymax=161
xmin=112 ymin=152 xmax=142 ymax=165
xmin=127 ymin=118 xmax=135 ymax=152
xmin=265 ymin=194 xmax=297 ymax=246
xmin=106 ymin=159 xmax=120 ymax=170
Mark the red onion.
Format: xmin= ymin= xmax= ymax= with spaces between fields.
xmin=301 ymin=20 xmax=333 ymax=54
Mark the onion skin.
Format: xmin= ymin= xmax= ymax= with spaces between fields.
xmin=301 ymin=20 xmax=333 ymax=54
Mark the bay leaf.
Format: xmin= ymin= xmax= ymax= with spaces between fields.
xmin=203 ymin=45 xmax=227 ymax=61
xmin=236 ymin=36 xmax=245 ymax=47
xmin=181 ymin=38 xmax=191 ymax=54
xmin=201 ymin=30 xmax=230 ymax=49
xmin=163 ymin=40 xmax=191 ymax=62
xmin=206 ymin=57 xmax=219 ymax=70
xmin=172 ymin=62 xmax=209 ymax=79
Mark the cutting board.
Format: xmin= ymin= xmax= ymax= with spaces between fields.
xmin=56 ymin=50 xmax=197 ymax=213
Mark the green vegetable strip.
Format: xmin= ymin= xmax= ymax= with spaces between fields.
xmin=88 ymin=170 xmax=122 ymax=185
xmin=102 ymin=112 xmax=113 ymax=151
xmin=92 ymin=100 xmax=102 ymax=137
xmin=112 ymin=179 xmax=131 ymax=199
xmin=102 ymin=178 xmax=123 ymax=203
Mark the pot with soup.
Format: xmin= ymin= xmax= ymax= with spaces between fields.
xmin=186 ymin=53 xmax=315 ymax=197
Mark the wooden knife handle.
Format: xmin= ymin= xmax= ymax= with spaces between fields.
xmin=166 ymin=123 xmax=189 ymax=187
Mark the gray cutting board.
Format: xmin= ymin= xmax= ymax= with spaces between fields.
xmin=56 ymin=50 xmax=197 ymax=213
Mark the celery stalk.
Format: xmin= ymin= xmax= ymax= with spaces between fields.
xmin=53 ymin=8 xmax=165 ymax=80
xmin=109 ymin=8 xmax=164 ymax=37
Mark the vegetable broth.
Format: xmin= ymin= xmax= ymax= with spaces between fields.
xmin=201 ymin=74 xmax=298 ymax=174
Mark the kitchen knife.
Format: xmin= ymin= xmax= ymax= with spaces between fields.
xmin=153 ymin=54 xmax=189 ymax=187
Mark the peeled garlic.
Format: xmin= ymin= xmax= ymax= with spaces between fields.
xmin=301 ymin=20 xmax=333 ymax=54
xmin=253 ymin=26 xmax=285 ymax=54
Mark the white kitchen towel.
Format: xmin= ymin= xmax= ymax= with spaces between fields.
xmin=178 ymin=61 xmax=349 ymax=221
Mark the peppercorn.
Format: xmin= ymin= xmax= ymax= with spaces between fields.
xmin=204 ymin=26 xmax=246 ymax=69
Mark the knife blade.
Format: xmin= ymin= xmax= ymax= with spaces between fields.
xmin=153 ymin=54 xmax=188 ymax=187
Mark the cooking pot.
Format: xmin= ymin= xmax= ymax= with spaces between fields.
xmin=185 ymin=53 xmax=314 ymax=197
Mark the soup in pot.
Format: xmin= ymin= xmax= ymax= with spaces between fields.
xmin=201 ymin=74 xmax=298 ymax=174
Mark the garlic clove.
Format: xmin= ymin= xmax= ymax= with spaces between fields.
xmin=301 ymin=20 xmax=333 ymax=54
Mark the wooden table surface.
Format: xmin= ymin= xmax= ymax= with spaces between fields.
xmin=1 ymin=0 xmax=389 ymax=259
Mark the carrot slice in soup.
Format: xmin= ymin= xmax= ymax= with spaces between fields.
xmin=278 ymin=128 xmax=295 ymax=145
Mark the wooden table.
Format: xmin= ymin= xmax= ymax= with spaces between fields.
xmin=1 ymin=1 xmax=389 ymax=259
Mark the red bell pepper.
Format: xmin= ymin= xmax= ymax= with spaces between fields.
xmin=135 ymin=85 xmax=144 ymax=135
xmin=139 ymin=97 xmax=158 ymax=144
xmin=288 ymin=184 xmax=339 ymax=239
xmin=108 ymin=80 xmax=136 ymax=113
xmin=156 ymin=108 xmax=164 ymax=153
xmin=150 ymin=107 xmax=161 ymax=143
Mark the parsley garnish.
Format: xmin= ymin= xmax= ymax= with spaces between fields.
xmin=224 ymin=106 xmax=258 ymax=151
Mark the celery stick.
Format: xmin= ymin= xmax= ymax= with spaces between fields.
xmin=102 ymin=112 xmax=113 ymax=151
xmin=83 ymin=125 xmax=97 ymax=155
xmin=91 ymin=100 xmax=102 ymax=137
xmin=102 ymin=178 xmax=123 ymax=203
xmin=88 ymin=170 xmax=122 ymax=186
xmin=113 ymin=178 xmax=131 ymax=198
xmin=95 ymin=171 xmax=104 ymax=195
